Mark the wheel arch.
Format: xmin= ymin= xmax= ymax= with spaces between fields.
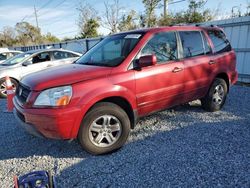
xmin=215 ymin=72 xmax=230 ymax=92
xmin=87 ymin=96 xmax=137 ymax=129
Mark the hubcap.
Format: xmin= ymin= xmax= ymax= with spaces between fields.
xmin=212 ymin=84 xmax=224 ymax=105
xmin=0 ymin=81 xmax=16 ymax=97
xmin=89 ymin=115 xmax=122 ymax=147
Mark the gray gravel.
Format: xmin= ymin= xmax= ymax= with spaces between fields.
xmin=0 ymin=85 xmax=250 ymax=187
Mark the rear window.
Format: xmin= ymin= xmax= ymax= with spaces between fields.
xmin=179 ymin=31 xmax=204 ymax=58
xmin=207 ymin=30 xmax=231 ymax=53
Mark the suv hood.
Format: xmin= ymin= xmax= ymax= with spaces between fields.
xmin=21 ymin=64 xmax=112 ymax=91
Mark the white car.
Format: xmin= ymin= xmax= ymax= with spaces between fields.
xmin=0 ymin=49 xmax=82 ymax=97
xmin=0 ymin=49 xmax=23 ymax=64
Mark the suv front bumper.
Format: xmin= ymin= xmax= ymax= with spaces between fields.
xmin=13 ymin=96 xmax=83 ymax=139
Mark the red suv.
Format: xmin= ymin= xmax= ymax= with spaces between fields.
xmin=13 ymin=26 xmax=238 ymax=155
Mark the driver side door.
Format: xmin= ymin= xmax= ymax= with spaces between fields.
xmin=134 ymin=32 xmax=185 ymax=116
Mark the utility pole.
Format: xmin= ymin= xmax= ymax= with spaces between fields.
xmin=163 ymin=0 xmax=168 ymax=18
xmin=34 ymin=5 xmax=39 ymax=29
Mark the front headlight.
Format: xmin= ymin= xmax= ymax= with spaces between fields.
xmin=34 ymin=86 xmax=72 ymax=107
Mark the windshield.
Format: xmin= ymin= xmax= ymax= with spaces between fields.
xmin=1 ymin=52 xmax=32 ymax=66
xmin=75 ymin=33 xmax=143 ymax=67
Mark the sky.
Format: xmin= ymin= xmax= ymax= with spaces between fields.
xmin=0 ymin=0 xmax=249 ymax=39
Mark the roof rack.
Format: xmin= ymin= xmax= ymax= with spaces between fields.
xmin=169 ymin=23 xmax=189 ymax=27
xmin=195 ymin=24 xmax=218 ymax=27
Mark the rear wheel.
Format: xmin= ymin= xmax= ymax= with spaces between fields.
xmin=0 ymin=78 xmax=18 ymax=98
xmin=201 ymin=78 xmax=228 ymax=112
xmin=78 ymin=102 xmax=130 ymax=155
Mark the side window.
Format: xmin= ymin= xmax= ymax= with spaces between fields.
xmin=202 ymin=32 xmax=212 ymax=55
xmin=67 ymin=52 xmax=78 ymax=57
xmin=179 ymin=31 xmax=204 ymax=58
xmin=139 ymin=32 xmax=178 ymax=64
xmin=32 ymin=52 xmax=50 ymax=64
xmin=53 ymin=51 xmax=78 ymax=59
xmin=53 ymin=51 xmax=67 ymax=60
xmin=0 ymin=53 xmax=7 ymax=60
xmin=207 ymin=30 xmax=231 ymax=53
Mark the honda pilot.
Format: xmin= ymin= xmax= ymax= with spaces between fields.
xmin=13 ymin=26 xmax=238 ymax=155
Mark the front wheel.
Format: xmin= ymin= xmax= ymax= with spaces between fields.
xmin=201 ymin=78 xmax=228 ymax=112
xmin=78 ymin=102 xmax=130 ymax=155
xmin=0 ymin=78 xmax=18 ymax=98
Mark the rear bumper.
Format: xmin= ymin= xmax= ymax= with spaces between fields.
xmin=13 ymin=96 xmax=83 ymax=139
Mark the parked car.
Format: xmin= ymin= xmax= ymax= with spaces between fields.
xmin=0 ymin=49 xmax=81 ymax=97
xmin=0 ymin=49 xmax=23 ymax=64
xmin=13 ymin=26 xmax=238 ymax=155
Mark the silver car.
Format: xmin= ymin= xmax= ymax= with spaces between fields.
xmin=0 ymin=49 xmax=81 ymax=97
xmin=0 ymin=50 xmax=23 ymax=64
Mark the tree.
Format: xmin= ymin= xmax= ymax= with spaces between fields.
xmin=158 ymin=14 xmax=172 ymax=26
xmin=103 ymin=0 xmax=122 ymax=33
xmin=77 ymin=1 xmax=100 ymax=38
xmin=171 ymin=0 xmax=213 ymax=24
xmin=81 ymin=19 xmax=100 ymax=38
xmin=0 ymin=26 xmax=16 ymax=47
xmin=118 ymin=10 xmax=138 ymax=31
xmin=142 ymin=0 xmax=161 ymax=27
xmin=246 ymin=3 xmax=250 ymax=16
xmin=15 ymin=22 xmax=42 ymax=46
xmin=139 ymin=14 xmax=147 ymax=28
xmin=43 ymin=32 xmax=60 ymax=43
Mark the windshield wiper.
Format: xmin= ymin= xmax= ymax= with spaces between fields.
xmin=79 ymin=62 xmax=113 ymax=67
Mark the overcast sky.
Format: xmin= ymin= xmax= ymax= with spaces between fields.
xmin=0 ymin=0 xmax=249 ymax=39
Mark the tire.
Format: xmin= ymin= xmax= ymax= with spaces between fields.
xmin=0 ymin=78 xmax=18 ymax=98
xmin=78 ymin=102 xmax=131 ymax=155
xmin=201 ymin=78 xmax=228 ymax=112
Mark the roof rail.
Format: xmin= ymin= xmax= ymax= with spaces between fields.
xmin=195 ymin=23 xmax=218 ymax=27
xmin=169 ymin=23 xmax=188 ymax=27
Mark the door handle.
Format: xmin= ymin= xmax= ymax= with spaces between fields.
xmin=172 ymin=67 xmax=183 ymax=73
xmin=209 ymin=61 xmax=216 ymax=65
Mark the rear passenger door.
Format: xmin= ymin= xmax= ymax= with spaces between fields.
xmin=206 ymin=29 xmax=233 ymax=77
xmin=134 ymin=32 xmax=185 ymax=116
xmin=179 ymin=30 xmax=213 ymax=102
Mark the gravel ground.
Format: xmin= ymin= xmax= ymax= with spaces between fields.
xmin=0 ymin=85 xmax=249 ymax=187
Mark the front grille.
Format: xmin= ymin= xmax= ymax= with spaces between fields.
xmin=16 ymin=110 xmax=25 ymax=122
xmin=16 ymin=84 xmax=31 ymax=103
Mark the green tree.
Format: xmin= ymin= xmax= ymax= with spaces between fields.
xmin=77 ymin=1 xmax=100 ymax=38
xmin=81 ymin=19 xmax=100 ymax=38
xmin=139 ymin=14 xmax=147 ymax=28
xmin=0 ymin=26 xmax=16 ymax=47
xmin=15 ymin=22 xmax=42 ymax=46
xmin=118 ymin=10 xmax=137 ymax=31
xmin=142 ymin=0 xmax=161 ymax=27
xmin=43 ymin=32 xmax=60 ymax=43
xmin=158 ymin=14 xmax=172 ymax=26
xmin=172 ymin=0 xmax=213 ymax=24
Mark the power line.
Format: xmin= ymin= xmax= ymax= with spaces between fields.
xmin=37 ymin=0 xmax=67 ymax=17
xmin=21 ymin=0 xmax=67 ymax=22
xmin=168 ymin=0 xmax=186 ymax=5
xmin=36 ymin=0 xmax=53 ymax=12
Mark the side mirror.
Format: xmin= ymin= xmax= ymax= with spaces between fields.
xmin=138 ymin=55 xmax=157 ymax=68
xmin=22 ymin=60 xmax=32 ymax=66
